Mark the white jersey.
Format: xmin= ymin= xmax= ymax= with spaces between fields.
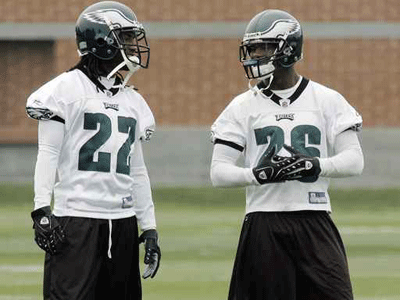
xmin=26 ymin=69 xmax=155 ymax=220
xmin=211 ymin=77 xmax=362 ymax=213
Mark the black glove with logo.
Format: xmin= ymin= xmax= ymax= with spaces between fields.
xmin=252 ymin=146 xmax=297 ymax=184
xmin=31 ymin=206 xmax=66 ymax=255
xmin=139 ymin=229 xmax=161 ymax=279
xmin=280 ymin=144 xmax=321 ymax=181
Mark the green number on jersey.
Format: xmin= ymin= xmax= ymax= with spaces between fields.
xmin=254 ymin=126 xmax=285 ymax=155
xmin=291 ymin=125 xmax=321 ymax=182
xmin=254 ymin=124 xmax=321 ymax=182
xmin=291 ymin=125 xmax=321 ymax=157
xmin=78 ymin=113 xmax=137 ymax=175
xmin=116 ymin=116 xmax=137 ymax=175
xmin=78 ymin=113 xmax=112 ymax=172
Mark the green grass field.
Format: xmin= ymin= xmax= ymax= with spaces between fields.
xmin=1 ymin=184 xmax=399 ymax=299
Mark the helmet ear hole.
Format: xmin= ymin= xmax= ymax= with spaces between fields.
xmin=283 ymin=46 xmax=293 ymax=56
xmin=96 ymin=37 xmax=106 ymax=47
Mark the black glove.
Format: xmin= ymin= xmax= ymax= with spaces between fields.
xmin=139 ymin=229 xmax=161 ymax=279
xmin=252 ymin=146 xmax=297 ymax=184
xmin=31 ymin=206 xmax=66 ymax=255
xmin=280 ymin=144 xmax=321 ymax=181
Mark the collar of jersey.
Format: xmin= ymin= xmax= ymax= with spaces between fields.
xmin=94 ymin=76 xmax=122 ymax=96
xmin=78 ymin=66 xmax=122 ymax=96
xmin=257 ymin=76 xmax=309 ymax=106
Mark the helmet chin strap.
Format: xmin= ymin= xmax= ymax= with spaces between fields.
xmin=247 ymin=42 xmax=282 ymax=94
xmin=107 ymin=52 xmax=141 ymax=87
xmin=248 ymin=74 xmax=274 ymax=95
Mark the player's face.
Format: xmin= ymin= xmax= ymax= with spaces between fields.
xmin=116 ymin=29 xmax=148 ymax=58
xmin=118 ymin=31 xmax=138 ymax=56
xmin=248 ymin=42 xmax=279 ymax=59
xmin=97 ymin=31 xmax=138 ymax=74
xmin=97 ymin=51 xmax=125 ymax=75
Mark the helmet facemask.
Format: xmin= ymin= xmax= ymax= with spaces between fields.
xmin=105 ymin=24 xmax=150 ymax=87
xmin=240 ymin=38 xmax=293 ymax=81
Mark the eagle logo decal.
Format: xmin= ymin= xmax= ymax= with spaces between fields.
xmin=244 ymin=19 xmax=301 ymax=41
xmin=265 ymin=20 xmax=301 ymax=38
xmin=82 ymin=9 xmax=141 ymax=28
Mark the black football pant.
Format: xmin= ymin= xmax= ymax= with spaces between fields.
xmin=43 ymin=216 xmax=141 ymax=300
xmin=228 ymin=211 xmax=353 ymax=300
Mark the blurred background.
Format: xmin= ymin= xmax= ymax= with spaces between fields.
xmin=0 ymin=1 xmax=400 ymax=299
xmin=0 ymin=0 xmax=400 ymax=187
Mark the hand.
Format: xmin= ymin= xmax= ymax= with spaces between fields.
xmin=252 ymin=145 xmax=297 ymax=184
xmin=31 ymin=206 xmax=66 ymax=255
xmin=139 ymin=229 xmax=161 ymax=279
xmin=280 ymin=144 xmax=321 ymax=181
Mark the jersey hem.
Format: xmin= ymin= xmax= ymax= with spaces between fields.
xmin=245 ymin=206 xmax=332 ymax=215
xmin=53 ymin=209 xmax=137 ymax=220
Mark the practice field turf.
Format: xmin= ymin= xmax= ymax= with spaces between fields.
xmin=0 ymin=184 xmax=399 ymax=299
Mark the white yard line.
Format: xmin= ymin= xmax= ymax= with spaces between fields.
xmin=356 ymin=297 xmax=400 ymax=300
xmin=0 ymin=297 xmax=38 ymax=300
xmin=0 ymin=265 xmax=42 ymax=273
xmin=0 ymin=293 xmax=399 ymax=300
xmin=340 ymin=226 xmax=400 ymax=235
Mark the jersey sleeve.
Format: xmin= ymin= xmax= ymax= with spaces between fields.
xmin=211 ymin=100 xmax=246 ymax=149
xmin=33 ymin=120 xmax=65 ymax=209
xmin=136 ymin=96 xmax=155 ymax=142
xmin=130 ymin=142 xmax=156 ymax=230
xmin=26 ymin=80 xmax=66 ymax=122
xmin=325 ymin=92 xmax=362 ymax=144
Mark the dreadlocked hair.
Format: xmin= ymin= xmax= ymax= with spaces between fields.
xmin=68 ymin=54 xmax=124 ymax=83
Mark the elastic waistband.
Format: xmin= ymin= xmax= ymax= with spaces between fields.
xmin=247 ymin=210 xmax=329 ymax=218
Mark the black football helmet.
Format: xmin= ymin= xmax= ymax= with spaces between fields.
xmin=75 ymin=1 xmax=149 ymax=85
xmin=239 ymin=9 xmax=303 ymax=80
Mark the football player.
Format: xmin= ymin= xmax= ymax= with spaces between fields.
xmin=210 ymin=9 xmax=363 ymax=300
xmin=26 ymin=1 xmax=160 ymax=299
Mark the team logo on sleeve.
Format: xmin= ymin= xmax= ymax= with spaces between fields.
xmin=144 ymin=129 xmax=154 ymax=141
xmin=350 ymin=122 xmax=362 ymax=132
xmin=210 ymin=130 xmax=216 ymax=143
xmin=26 ymin=107 xmax=54 ymax=120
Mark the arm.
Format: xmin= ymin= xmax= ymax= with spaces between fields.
xmin=130 ymin=141 xmax=156 ymax=231
xmin=319 ymin=129 xmax=364 ymax=177
xmin=131 ymin=141 xmax=160 ymax=279
xmin=210 ymin=143 xmax=257 ymax=187
xmin=281 ymin=129 xmax=364 ymax=181
xmin=31 ymin=120 xmax=66 ymax=254
xmin=34 ymin=120 xmax=64 ymax=209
